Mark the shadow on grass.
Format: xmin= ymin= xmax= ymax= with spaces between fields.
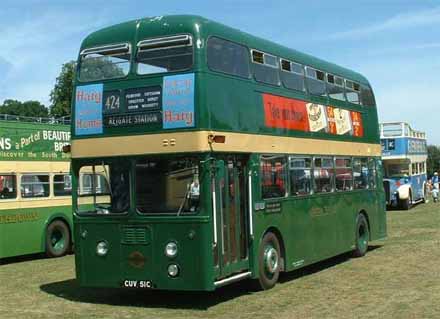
xmin=40 ymin=278 xmax=253 ymax=310
xmin=40 ymin=245 xmax=383 ymax=309
xmin=0 ymin=253 xmax=46 ymax=266
xmin=279 ymin=244 xmax=382 ymax=284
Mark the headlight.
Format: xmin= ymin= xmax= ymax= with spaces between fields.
xmin=96 ymin=241 xmax=109 ymax=256
xmin=165 ymin=242 xmax=178 ymax=258
xmin=168 ymin=264 xmax=179 ymax=277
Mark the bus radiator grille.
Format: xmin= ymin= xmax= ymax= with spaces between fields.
xmin=121 ymin=226 xmax=150 ymax=245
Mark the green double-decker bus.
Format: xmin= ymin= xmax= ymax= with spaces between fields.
xmin=71 ymin=15 xmax=386 ymax=290
xmin=0 ymin=115 xmax=72 ymax=259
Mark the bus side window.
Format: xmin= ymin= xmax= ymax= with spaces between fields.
xmin=280 ymin=59 xmax=305 ymax=92
xmin=207 ymin=37 xmax=250 ymax=79
xmin=305 ymin=67 xmax=326 ymax=96
xmin=313 ymin=157 xmax=334 ymax=193
xmin=289 ymin=156 xmax=312 ymax=196
xmin=21 ymin=175 xmax=50 ymax=198
xmin=54 ymin=174 xmax=72 ymax=196
xmin=345 ymin=80 xmax=360 ymax=104
xmin=261 ymin=155 xmax=287 ymax=199
xmin=326 ymin=74 xmax=345 ymax=101
xmin=335 ymin=157 xmax=353 ymax=191
xmin=0 ymin=174 xmax=17 ymax=199
xmin=251 ymin=50 xmax=280 ymax=86
xmin=353 ymin=158 xmax=368 ymax=189
xmin=368 ymin=158 xmax=377 ymax=189
xmin=360 ymin=84 xmax=376 ymax=106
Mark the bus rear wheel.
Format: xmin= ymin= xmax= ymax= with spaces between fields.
xmin=353 ymin=214 xmax=369 ymax=257
xmin=46 ymin=220 xmax=71 ymax=257
xmin=256 ymin=232 xmax=281 ymax=290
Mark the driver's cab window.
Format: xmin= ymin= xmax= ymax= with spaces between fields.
xmin=135 ymin=157 xmax=200 ymax=214
xmin=77 ymin=161 xmax=129 ymax=214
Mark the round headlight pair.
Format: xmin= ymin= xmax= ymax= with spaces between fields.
xmin=96 ymin=241 xmax=109 ymax=256
xmin=165 ymin=242 xmax=178 ymax=258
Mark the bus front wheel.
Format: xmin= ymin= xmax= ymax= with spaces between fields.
xmin=46 ymin=220 xmax=71 ymax=257
xmin=399 ymin=192 xmax=412 ymax=210
xmin=257 ymin=232 xmax=281 ymax=290
xmin=353 ymin=214 xmax=369 ymax=257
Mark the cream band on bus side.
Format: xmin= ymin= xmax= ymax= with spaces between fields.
xmin=263 ymin=93 xmax=364 ymax=137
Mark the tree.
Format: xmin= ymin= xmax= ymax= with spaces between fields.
xmin=0 ymin=99 xmax=49 ymax=117
xmin=49 ymin=61 xmax=75 ymax=117
xmin=427 ymin=145 xmax=440 ymax=176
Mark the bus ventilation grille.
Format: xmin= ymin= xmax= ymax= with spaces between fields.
xmin=121 ymin=226 xmax=149 ymax=245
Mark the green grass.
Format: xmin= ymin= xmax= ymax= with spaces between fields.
xmin=1 ymin=202 xmax=439 ymax=319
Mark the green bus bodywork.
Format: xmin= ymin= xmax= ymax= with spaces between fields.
xmin=72 ymin=15 xmax=386 ymax=291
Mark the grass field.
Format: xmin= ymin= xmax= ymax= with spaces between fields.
xmin=1 ymin=202 xmax=439 ymax=319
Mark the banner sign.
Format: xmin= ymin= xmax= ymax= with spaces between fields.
xmin=263 ymin=93 xmax=364 ymax=137
xmin=75 ymin=84 xmax=103 ymax=135
xmin=0 ymin=124 xmax=70 ymax=161
xmin=263 ymin=94 xmax=309 ymax=131
xmin=162 ymin=73 xmax=195 ymax=129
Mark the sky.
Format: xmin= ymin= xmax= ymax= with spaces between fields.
xmin=0 ymin=0 xmax=439 ymax=144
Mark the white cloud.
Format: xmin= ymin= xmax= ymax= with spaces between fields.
xmin=330 ymin=6 xmax=440 ymax=39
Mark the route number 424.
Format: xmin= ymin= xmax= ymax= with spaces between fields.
xmin=104 ymin=93 xmax=120 ymax=112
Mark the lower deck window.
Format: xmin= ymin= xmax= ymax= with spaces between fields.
xmin=353 ymin=158 xmax=369 ymax=189
xmin=314 ymin=157 xmax=334 ymax=193
xmin=289 ymin=157 xmax=312 ymax=196
xmin=136 ymin=157 xmax=200 ymax=214
xmin=335 ymin=158 xmax=353 ymax=191
xmin=0 ymin=174 xmax=16 ymax=199
xmin=261 ymin=155 xmax=287 ymax=198
xmin=21 ymin=175 xmax=49 ymax=198
xmin=54 ymin=174 xmax=72 ymax=196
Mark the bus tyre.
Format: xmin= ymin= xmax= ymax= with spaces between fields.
xmin=399 ymin=192 xmax=412 ymax=210
xmin=257 ymin=232 xmax=281 ymax=290
xmin=353 ymin=214 xmax=369 ymax=257
xmin=46 ymin=220 xmax=71 ymax=258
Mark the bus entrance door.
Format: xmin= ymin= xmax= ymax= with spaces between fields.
xmin=213 ymin=158 xmax=250 ymax=280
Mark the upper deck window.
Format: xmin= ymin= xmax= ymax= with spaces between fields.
xmin=345 ymin=80 xmax=360 ymax=104
xmin=305 ymin=67 xmax=326 ymax=96
xmin=251 ymin=50 xmax=280 ymax=86
xmin=207 ymin=37 xmax=250 ymax=78
xmin=360 ymin=84 xmax=376 ymax=106
xmin=137 ymin=35 xmax=193 ymax=75
xmin=280 ymin=59 xmax=305 ymax=92
xmin=78 ymin=43 xmax=131 ymax=82
xmin=326 ymin=74 xmax=345 ymax=101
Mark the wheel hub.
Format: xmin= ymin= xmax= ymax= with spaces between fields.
xmin=264 ymin=246 xmax=279 ymax=274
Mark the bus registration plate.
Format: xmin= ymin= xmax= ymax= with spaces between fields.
xmin=122 ymin=280 xmax=152 ymax=289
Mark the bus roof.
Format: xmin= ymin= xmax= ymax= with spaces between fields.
xmin=80 ymin=15 xmax=370 ymax=85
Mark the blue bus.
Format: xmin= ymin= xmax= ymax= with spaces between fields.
xmin=381 ymin=122 xmax=428 ymax=210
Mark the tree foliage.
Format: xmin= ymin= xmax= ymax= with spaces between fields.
xmin=427 ymin=145 xmax=440 ymax=176
xmin=49 ymin=61 xmax=76 ymax=117
xmin=0 ymin=99 xmax=49 ymax=117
